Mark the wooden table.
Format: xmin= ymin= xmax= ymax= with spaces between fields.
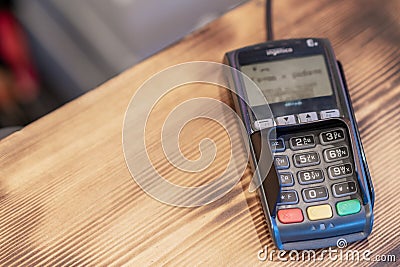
xmin=1 ymin=0 xmax=399 ymax=265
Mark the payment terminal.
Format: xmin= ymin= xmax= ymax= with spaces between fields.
xmin=224 ymin=38 xmax=374 ymax=250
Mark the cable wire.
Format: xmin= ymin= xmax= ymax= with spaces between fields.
xmin=266 ymin=0 xmax=273 ymax=41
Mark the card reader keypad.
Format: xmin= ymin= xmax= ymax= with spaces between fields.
xmin=274 ymin=127 xmax=362 ymax=224
xmin=254 ymin=109 xmax=340 ymax=130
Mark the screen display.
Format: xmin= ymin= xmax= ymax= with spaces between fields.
xmin=241 ymin=55 xmax=333 ymax=106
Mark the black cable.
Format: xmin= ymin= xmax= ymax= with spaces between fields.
xmin=266 ymin=0 xmax=273 ymax=41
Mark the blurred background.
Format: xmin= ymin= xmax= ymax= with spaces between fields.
xmin=0 ymin=0 xmax=245 ymax=135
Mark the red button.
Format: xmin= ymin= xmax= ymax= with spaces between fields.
xmin=278 ymin=208 xmax=304 ymax=224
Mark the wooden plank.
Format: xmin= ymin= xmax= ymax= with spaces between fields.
xmin=1 ymin=0 xmax=399 ymax=265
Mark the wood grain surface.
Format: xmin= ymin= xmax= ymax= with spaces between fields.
xmin=1 ymin=0 xmax=400 ymax=266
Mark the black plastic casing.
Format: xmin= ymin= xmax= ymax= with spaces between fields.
xmin=224 ymin=38 xmax=374 ymax=250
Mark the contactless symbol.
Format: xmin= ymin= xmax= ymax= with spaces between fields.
xmin=306 ymin=39 xmax=318 ymax=47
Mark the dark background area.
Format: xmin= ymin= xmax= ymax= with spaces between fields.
xmin=0 ymin=0 xmax=244 ymax=132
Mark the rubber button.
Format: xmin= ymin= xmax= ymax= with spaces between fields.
xmin=336 ymin=199 xmax=361 ymax=216
xmin=274 ymin=155 xmax=290 ymax=169
xmin=307 ymin=204 xmax=333 ymax=221
xmin=278 ymin=208 xmax=304 ymax=224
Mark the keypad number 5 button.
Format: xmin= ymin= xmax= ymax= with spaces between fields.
xmin=293 ymin=152 xmax=320 ymax=167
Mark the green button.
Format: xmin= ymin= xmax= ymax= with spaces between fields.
xmin=336 ymin=199 xmax=361 ymax=216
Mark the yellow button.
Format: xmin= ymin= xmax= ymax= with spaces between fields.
xmin=307 ymin=204 xmax=333 ymax=221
